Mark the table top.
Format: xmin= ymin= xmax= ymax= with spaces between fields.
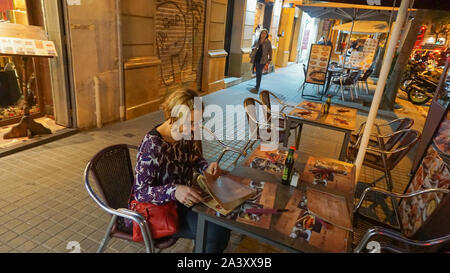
xmin=193 ymin=149 xmax=355 ymax=253
xmin=286 ymin=101 xmax=357 ymax=131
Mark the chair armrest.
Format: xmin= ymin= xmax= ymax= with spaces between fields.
xmin=354 ymin=226 xmax=450 ymax=253
xmin=354 ymin=187 xmax=450 ymax=215
xmin=376 ymin=118 xmax=413 ymax=128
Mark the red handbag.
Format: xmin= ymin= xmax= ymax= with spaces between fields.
xmin=129 ymin=200 xmax=179 ymax=241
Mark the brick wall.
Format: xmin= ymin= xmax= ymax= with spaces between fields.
xmin=155 ymin=0 xmax=206 ymax=93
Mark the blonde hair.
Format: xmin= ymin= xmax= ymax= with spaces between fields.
xmin=161 ymin=89 xmax=200 ymax=124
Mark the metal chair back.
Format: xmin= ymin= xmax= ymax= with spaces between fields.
xmin=383 ymin=118 xmax=414 ymax=151
xmin=359 ymin=67 xmax=373 ymax=82
xmin=89 ymin=144 xmax=134 ymax=210
xmin=384 ymin=130 xmax=420 ymax=169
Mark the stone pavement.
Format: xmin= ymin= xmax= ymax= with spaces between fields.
xmin=0 ymin=63 xmax=426 ymax=253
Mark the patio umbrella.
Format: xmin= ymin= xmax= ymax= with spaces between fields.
xmin=298 ymin=2 xmax=402 ymax=67
xmin=324 ymin=0 xmax=450 ymax=10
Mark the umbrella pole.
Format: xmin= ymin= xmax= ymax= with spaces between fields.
xmin=354 ymin=0 xmax=412 ymax=181
xmin=342 ymin=10 xmax=356 ymax=67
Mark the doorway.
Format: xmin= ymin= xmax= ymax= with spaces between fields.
xmin=224 ymin=0 xmax=234 ymax=77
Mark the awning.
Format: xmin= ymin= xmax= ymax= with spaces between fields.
xmin=332 ymin=21 xmax=390 ymax=33
xmin=298 ymin=4 xmax=400 ymax=21
xmin=323 ymin=0 xmax=450 ymax=11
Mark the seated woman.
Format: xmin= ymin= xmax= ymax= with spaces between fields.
xmin=127 ymin=89 xmax=230 ymax=253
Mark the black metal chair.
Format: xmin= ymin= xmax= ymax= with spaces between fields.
xmin=354 ymin=187 xmax=450 ymax=253
xmin=330 ymin=69 xmax=364 ymax=101
xmin=347 ymin=129 xmax=421 ymax=191
xmin=357 ymin=67 xmax=374 ymax=95
xmin=84 ymin=144 xmax=178 ymax=253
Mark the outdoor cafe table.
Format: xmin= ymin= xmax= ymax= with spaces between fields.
xmin=193 ymin=150 xmax=355 ymax=253
xmin=284 ymin=101 xmax=357 ymax=161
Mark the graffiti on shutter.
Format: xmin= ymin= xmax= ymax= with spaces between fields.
xmin=156 ymin=0 xmax=205 ymax=88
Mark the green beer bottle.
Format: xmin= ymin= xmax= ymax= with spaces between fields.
xmin=323 ymin=95 xmax=332 ymax=115
xmin=281 ymin=146 xmax=296 ymax=185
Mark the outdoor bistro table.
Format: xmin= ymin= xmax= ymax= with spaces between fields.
xmin=284 ymin=101 xmax=357 ymax=161
xmin=193 ymin=149 xmax=355 ymax=253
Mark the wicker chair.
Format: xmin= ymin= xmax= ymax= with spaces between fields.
xmin=354 ymin=187 xmax=450 ymax=253
xmin=84 ymin=144 xmax=178 ymax=253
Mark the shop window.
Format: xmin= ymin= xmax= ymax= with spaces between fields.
xmin=0 ymin=0 xmax=51 ymax=126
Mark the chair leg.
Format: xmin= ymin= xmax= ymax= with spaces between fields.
xmin=365 ymin=81 xmax=369 ymax=94
xmin=340 ymin=84 xmax=345 ymax=101
xmin=385 ymin=170 xmax=393 ymax=192
xmin=354 ymin=84 xmax=359 ymax=99
xmin=97 ymin=215 xmax=117 ymax=253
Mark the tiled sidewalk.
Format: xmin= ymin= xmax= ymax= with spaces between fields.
xmin=0 ymin=64 xmax=425 ymax=253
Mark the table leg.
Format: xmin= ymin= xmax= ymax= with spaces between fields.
xmin=194 ymin=214 xmax=208 ymax=253
xmin=283 ymin=117 xmax=291 ymax=147
xmin=295 ymin=123 xmax=303 ymax=150
xmin=339 ymin=132 xmax=351 ymax=161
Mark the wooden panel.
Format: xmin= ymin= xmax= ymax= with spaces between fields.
xmin=0 ymin=22 xmax=45 ymax=40
xmin=122 ymin=15 xmax=154 ymax=45
xmin=126 ymin=99 xmax=162 ymax=120
xmin=121 ymin=0 xmax=154 ymax=17
xmin=123 ymin=44 xmax=154 ymax=59
xmin=208 ymin=41 xmax=224 ymax=51
xmin=125 ymin=63 xmax=161 ymax=110
xmin=212 ymin=0 xmax=227 ymax=4
xmin=210 ymin=2 xmax=226 ymax=23
xmin=209 ymin=22 xmax=225 ymax=42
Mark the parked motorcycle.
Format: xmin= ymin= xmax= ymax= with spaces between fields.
xmin=405 ymin=72 xmax=439 ymax=105
xmin=399 ymin=59 xmax=427 ymax=91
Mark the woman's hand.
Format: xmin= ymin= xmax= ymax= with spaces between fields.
xmin=206 ymin=162 xmax=221 ymax=176
xmin=175 ymin=185 xmax=204 ymax=205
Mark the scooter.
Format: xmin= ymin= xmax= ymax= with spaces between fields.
xmin=405 ymin=72 xmax=438 ymax=105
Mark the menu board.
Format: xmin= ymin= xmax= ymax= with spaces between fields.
xmin=305 ymin=44 xmax=332 ymax=85
xmin=0 ymin=37 xmax=57 ymax=57
xmin=349 ymin=38 xmax=378 ymax=70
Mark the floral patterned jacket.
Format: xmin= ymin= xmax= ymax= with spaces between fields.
xmin=131 ymin=127 xmax=209 ymax=205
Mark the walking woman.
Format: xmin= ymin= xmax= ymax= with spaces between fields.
xmin=125 ymin=89 xmax=230 ymax=253
xmin=250 ymin=28 xmax=272 ymax=93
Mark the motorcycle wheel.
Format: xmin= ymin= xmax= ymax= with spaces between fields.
xmin=407 ymin=88 xmax=431 ymax=105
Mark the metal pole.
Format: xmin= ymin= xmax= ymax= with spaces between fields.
xmin=354 ymin=0 xmax=412 ymax=181
xmin=116 ymin=0 xmax=125 ymax=122
xmin=342 ymin=9 xmax=356 ymax=67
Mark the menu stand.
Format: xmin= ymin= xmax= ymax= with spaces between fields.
xmin=301 ymin=44 xmax=333 ymax=101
